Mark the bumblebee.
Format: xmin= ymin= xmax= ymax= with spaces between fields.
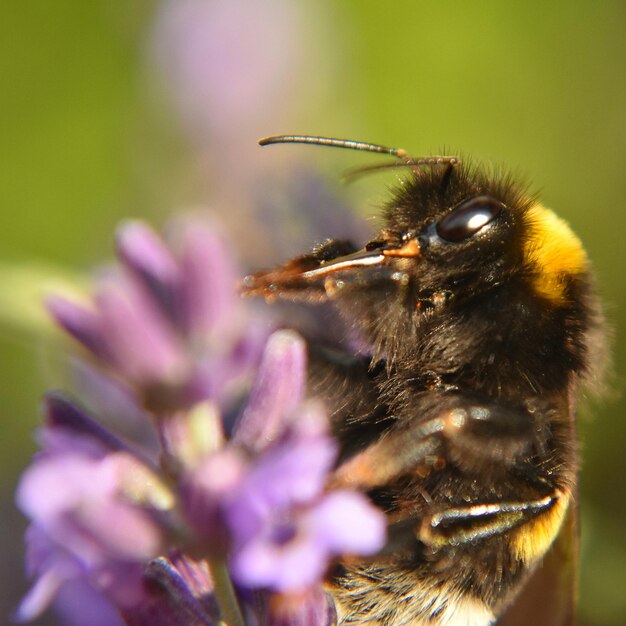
xmin=242 ymin=136 xmax=606 ymax=625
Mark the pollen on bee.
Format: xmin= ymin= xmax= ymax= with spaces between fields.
xmin=425 ymin=455 xmax=446 ymax=470
xmin=391 ymin=271 xmax=409 ymax=285
xmin=324 ymin=278 xmax=345 ymax=296
xmin=444 ymin=408 xmax=467 ymax=431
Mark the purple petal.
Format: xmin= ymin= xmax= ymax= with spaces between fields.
xmin=15 ymin=566 xmax=67 ymax=622
xmin=15 ymin=526 xmax=82 ymax=621
xmin=308 ymin=491 xmax=386 ymax=556
xmin=40 ymin=393 xmax=159 ymax=483
xmin=186 ymin=319 xmax=270 ymax=410
xmin=245 ymin=435 xmax=336 ymax=507
xmin=69 ymin=362 xmax=161 ymax=462
xmin=43 ymin=392 xmax=130 ymax=454
xmin=227 ymin=433 xmax=337 ymax=546
xmin=17 ymin=527 xmax=146 ymax=623
xmin=54 ymin=579 xmax=124 ymax=626
xmin=234 ymin=330 xmax=306 ymax=450
xmin=181 ymin=448 xmax=245 ymax=547
xmin=229 ymin=489 xmax=384 ymax=594
xmin=75 ymin=497 xmax=163 ymax=562
xmin=117 ymin=222 xmax=178 ymax=285
xmin=95 ymin=278 xmax=188 ymax=385
xmin=116 ymin=221 xmax=181 ymax=325
xmin=47 ymin=295 xmax=106 ymax=357
xmin=16 ymin=455 xmax=115 ymax=533
xmin=227 ymin=320 xmax=273 ymax=377
xmin=17 ymin=450 xmax=163 ymax=564
xmin=177 ymin=222 xmax=237 ymax=337
xmin=92 ymin=560 xmax=151 ymax=609
xmin=231 ymin=530 xmax=328 ymax=592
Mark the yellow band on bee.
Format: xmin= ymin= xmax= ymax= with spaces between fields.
xmin=510 ymin=489 xmax=570 ymax=563
xmin=522 ymin=204 xmax=588 ymax=305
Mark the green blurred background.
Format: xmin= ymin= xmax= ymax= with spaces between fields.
xmin=1 ymin=1 xmax=624 ymax=624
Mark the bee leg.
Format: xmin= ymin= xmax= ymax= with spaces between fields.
xmin=417 ymin=491 xmax=564 ymax=552
xmin=332 ymin=393 xmax=570 ymax=492
xmin=331 ymin=393 xmax=574 ymax=586
xmin=240 ymin=239 xmax=360 ymax=302
xmin=330 ymin=409 xmax=448 ymax=489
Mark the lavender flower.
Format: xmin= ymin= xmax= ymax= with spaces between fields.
xmin=151 ymin=0 xmax=305 ymax=150
xmin=47 ymin=220 xmax=267 ymax=415
xmin=15 ymin=395 xmax=170 ymax=622
xmin=17 ymin=220 xmax=386 ymax=626
xmin=227 ymin=419 xmax=384 ymax=592
xmin=184 ymin=334 xmax=384 ymax=593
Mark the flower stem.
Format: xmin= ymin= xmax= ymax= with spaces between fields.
xmin=208 ymin=558 xmax=245 ymax=626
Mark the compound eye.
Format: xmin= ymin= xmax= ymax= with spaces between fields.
xmin=436 ymin=196 xmax=505 ymax=242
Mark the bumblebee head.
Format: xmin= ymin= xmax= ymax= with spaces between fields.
xmin=370 ymin=163 xmax=588 ymax=306
xmin=242 ymin=154 xmax=592 ymax=369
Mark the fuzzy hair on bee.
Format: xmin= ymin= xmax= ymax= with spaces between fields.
xmin=242 ymin=135 xmax=607 ymax=626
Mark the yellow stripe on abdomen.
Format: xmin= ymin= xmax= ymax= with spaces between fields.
xmin=510 ymin=489 xmax=570 ymax=563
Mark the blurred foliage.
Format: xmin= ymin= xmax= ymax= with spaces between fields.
xmin=1 ymin=1 xmax=624 ymax=624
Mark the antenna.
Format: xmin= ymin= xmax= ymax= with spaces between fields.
xmin=258 ymin=135 xmax=409 ymax=159
xmin=258 ymin=134 xmax=461 ymax=182
xmin=342 ymin=156 xmax=461 ymax=182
